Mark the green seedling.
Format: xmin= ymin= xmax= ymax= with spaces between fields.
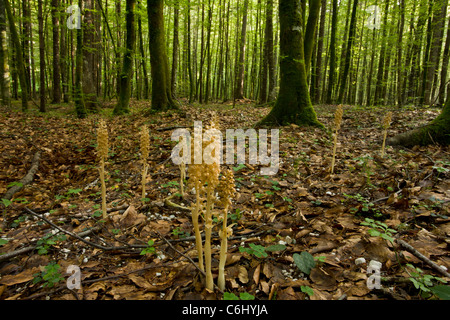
xmin=361 ymin=218 xmax=396 ymax=244
xmin=140 ymin=240 xmax=156 ymax=256
xmin=223 ymin=292 xmax=255 ymax=300
xmin=36 ymin=232 xmax=67 ymax=255
xmin=406 ymin=264 xmax=447 ymax=298
xmin=239 ymin=243 xmax=286 ymax=259
xmin=33 ymin=262 xmax=65 ymax=288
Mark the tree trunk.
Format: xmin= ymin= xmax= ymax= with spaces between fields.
xmin=51 ymin=0 xmax=61 ymax=104
xmin=438 ymin=14 xmax=450 ymax=106
xmin=74 ymin=0 xmax=87 ymax=119
xmin=147 ymin=0 xmax=178 ymax=111
xmin=312 ymin=0 xmax=326 ymax=104
xmin=374 ymin=0 xmax=390 ymax=105
xmin=257 ymin=0 xmax=323 ymax=128
xmin=171 ymin=1 xmax=179 ymax=99
xmin=138 ymin=15 xmax=149 ymax=100
xmin=388 ymin=96 xmax=450 ymax=147
xmin=303 ymin=0 xmax=321 ymax=77
xmin=4 ymin=0 xmax=27 ymax=111
xmin=115 ymin=0 xmax=136 ymax=115
xmin=421 ymin=0 xmax=448 ymax=105
xmin=0 ymin=0 xmax=10 ymax=107
xmin=234 ymin=0 xmax=249 ymax=100
xmin=82 ymin=0 xmax=100 ymax=113
xmin=337 ymin=0 xmax=358 ymax=104
xmin=326 ymin=0 xmax=338 ymax=104
xmin=38 ymin=0 xmax=46 ymax=112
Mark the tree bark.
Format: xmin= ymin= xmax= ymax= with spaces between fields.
xmin=0 ymin=0 xmax=10 ymax=107
xmin=82 ymin=0 xmax=100 ymax=113
xmin=147 ymin=0 xmax=178 ymax=111
xmin=4 ymin=0 xmax=27 ymax=111
xmin=51 ymin=0 xmax=61 ymax=104
xmin=234 ymin=0 xmax=249 ymax=100
xmin=257 ymin=0 xmax=323 ymax=128
xmin=326 ymin=0 xmax=338 ymax=104
xmin=303 ymin=0 xmax=322 ymax=77
xmin=115 ymin=0 xmax=136 ymax=115
xmin=74 ymin=0 xmax=87 ymax=119
xmin=387 ymin=97 xmax=450 ymax=147
xmin=38 ymin=0 xmax=46 ymax=112
xmin=171 ymin=1 xmax=179 ymax=99
xmin=337 ymin=0 xmax=358 ymax=104
xmin=421 ymin=0 xmax=448 ymax=106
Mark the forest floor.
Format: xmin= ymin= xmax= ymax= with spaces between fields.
xmin=0 ymin=100 xmax=449 ymax=301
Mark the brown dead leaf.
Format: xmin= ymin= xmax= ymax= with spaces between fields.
xmin=238 ymin=265 xmax=249 ymax=284
xmin=0 ymin=267 xmax=39 ymax=286
xmin=310 ymin=268 xmax=337 ymax=291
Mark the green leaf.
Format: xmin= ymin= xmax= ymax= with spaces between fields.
xmin=301 ymin=285 xmax=314 ymax=297
xmin=1 ymin=198 xmax=12 ymax=208
xmin=430 ymin=285 xmax=450 ymax=300
xmin=223 ymin=292 xmax=240 ymax=300
xmin=293 ymin=252 xmax=316 ymax=275
xmin=239 ymin=292 xmax=255 ymax=300
xmin=265 ymin=244 xmax=287 ymax=252
xmin=0 ymin=238 xmax=8 ymax=246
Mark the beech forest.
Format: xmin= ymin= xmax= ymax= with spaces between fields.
xmin=0 ymin=0 xmax=449 ymax=304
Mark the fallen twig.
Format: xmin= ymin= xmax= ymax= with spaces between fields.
xmin=396 ymin=238 xmax=450 ymax=278
xmin=3 ymin=151 xmax=41 ymax=200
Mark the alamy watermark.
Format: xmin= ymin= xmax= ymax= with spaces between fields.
xmin=170 ymin=121 xmax=279 ymax=176
xmin=66 ymin=5 xmax=81 ymax=30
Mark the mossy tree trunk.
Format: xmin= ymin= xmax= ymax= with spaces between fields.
xmin=4 ymin=0 xmax=28 ymax=111
xmin=0 ymin=0 xmax=10 ymax=107
xmin=114 ymin=0 xmax=136 ymax=115
xmin=258 ymin=0 xmax=323 ymax=128
xmin=147 ymin=0 xmax=178 ymax=112
xmin=74 ymin=0 xmax=87 ymax=119
xmin=387 ymin=98 xmax=450 ymax=147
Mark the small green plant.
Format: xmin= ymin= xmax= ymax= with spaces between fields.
xmin=140 ymin=240 xmax=156 ymax=256
xmin=300 ymin=285 xmax=314 ymax=297
xmin=360 ymin=218 xmax=397 ymax=244
xmin=239 ymin=243 xmax=286 ymax=259
xmin=1 ymin=198 xmax=12 ymax=208
xmin=223 ymin=292 xmax=255 ymax=300
xmin=172 ymin=227 xmax=190 ymax=239
xmin=0 ymin=238 xmax=8 ymax=246
xmin=32 ymin=262 xmax=65 ymax=288
xmin=344 ymin=193 xmax=382 ymax=218
xmin=406 ymin=264 xmax=447 ymax=298
xmin=36 ymin=232 xmax=67 ymax=255
xmin=293 ymin=251 xmax=316 ymax=275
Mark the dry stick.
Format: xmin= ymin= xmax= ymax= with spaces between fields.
xmin=23 ymin=207 xmax=147 ymax=252
xmin=3 ymin=151 xmax=41 ymax=200
xmin=396 ymin=239 xmax=450 ymax=278
xmin=0 ymin=225 xmax=101 ymax=263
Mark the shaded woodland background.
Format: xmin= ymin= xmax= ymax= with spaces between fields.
xmin=0 ymin=0 xmax=450 ymax=112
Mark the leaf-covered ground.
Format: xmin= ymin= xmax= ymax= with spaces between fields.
xmin=0 ymin=100 xmax=449 ymax=300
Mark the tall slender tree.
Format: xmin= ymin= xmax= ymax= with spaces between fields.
xmin=38 ymin=0 xmax=46 ymax=112
xmin=326 ymin=0 xmax=338 ymax=104
xmin=337 ymin=0 xmax=358 ymax=104
xmin=4 ymin=0 xmax=27 ymax=111
xmin=115 ymin=0 xmax=136 ymax=115
xmin=234 ymin=0 xmax=249 ymax=100
xmin=0 ymin=0 xmax=10 ymax=107
xmin=51 ymin=0 xmax=61 ymax=104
